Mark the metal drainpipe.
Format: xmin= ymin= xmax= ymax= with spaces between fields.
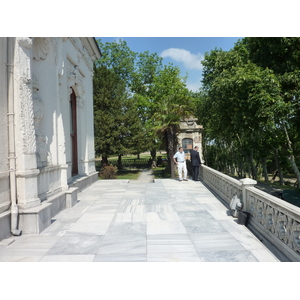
xmin=7 ymin=37 xmax=22 ymax=236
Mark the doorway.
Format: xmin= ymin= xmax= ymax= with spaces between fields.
xmin=70 ymin=88 xmax=78 ymax=176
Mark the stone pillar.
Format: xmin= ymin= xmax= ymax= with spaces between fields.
xmin=0 ymin=38 xmax=11 ymax=215
xmin=14 ymin=37 xmax=40 ymax=209
xmin=240 ymin=178 xmax=257 ymax=212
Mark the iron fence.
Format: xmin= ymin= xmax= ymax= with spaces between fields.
xmin=95 ymin=158 xmax=151 ymax=171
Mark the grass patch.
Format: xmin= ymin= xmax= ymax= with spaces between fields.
xmin=98 ymin=169 xmax=140 ymax=180
xmin=116 ymin=169 xmax=140 ymax=180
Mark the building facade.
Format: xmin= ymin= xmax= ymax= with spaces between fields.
xmin=0 ymin=37 xmax=101 ymax=240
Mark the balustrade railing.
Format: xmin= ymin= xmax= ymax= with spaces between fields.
xmin=199 ymin=164 xmax=300 ymax=261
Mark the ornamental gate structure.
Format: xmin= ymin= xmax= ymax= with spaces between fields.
xmin=178 ymin=117 xmax=204 ymax=162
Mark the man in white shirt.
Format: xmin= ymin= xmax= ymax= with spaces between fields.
xmin=173 ymin=147 xmax=188 ymax=182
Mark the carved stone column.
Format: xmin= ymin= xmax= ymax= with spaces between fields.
xmin=14 ymin=37 xmax=40 ymax=209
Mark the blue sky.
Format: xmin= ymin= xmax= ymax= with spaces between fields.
xmin=96 ymin=37 xmax=242 ymax=92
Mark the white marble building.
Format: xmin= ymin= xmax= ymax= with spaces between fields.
xmin=0 ymin=37 xmax=101 ymax=240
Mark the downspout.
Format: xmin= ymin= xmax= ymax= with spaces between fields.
xmin=7 ymin=37 xmax=22 ymax=236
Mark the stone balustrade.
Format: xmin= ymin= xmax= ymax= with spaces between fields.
xmin=199 ymin=164 xmax=300 ymax=261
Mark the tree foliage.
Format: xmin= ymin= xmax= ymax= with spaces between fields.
xmin=94 ymin=39 xmax=196 ymax=174
xmin=198 ymin=37 xmax=300 ymax=187
xmin=151 ymin=65 xmax=195 ymax=177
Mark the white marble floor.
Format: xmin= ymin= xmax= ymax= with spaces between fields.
xmin=0 ymin=179 xmax=279 ymax=262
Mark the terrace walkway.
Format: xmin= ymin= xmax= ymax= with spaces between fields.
xmin=0 ymin=179 xmax=279 ymax=262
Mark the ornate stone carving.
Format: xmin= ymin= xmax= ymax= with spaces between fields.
xmin=290 ymin=221 xmax=300 ymax=253
xmin=266 ymin=205 xmax=275 ymax=233
xmin=58 ymin=61 xmax=64 ymax=77
xmin=33 ymin=97 xmax=43 ymax=133
xmin=50 ymin=37 xmax=58 ymax=64
xmin=81 ymin=45 xmax=93 ymax=70
xmin=18 ymin=37 xmax=32 ymax=48
xmin=67 ymin=59 xmax=76 ymax=80
xmin=32 ymin=76 xmax=51 ymax=167
xmin=17 ymin=38 xmax=36 ymax=155
xmin=33 ymin=37 xmax=49 ymax=61
xmin=67 ymin=59 xmax=85 ymax=107
xmin=59 ymin=143 xmax=65 ymax=154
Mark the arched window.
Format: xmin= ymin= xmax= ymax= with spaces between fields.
xmin=182 ymin=138 xmax=193 ymax=154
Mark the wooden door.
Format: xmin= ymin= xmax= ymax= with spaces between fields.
xmin=70 ymin=88 xmax=78 ymax=176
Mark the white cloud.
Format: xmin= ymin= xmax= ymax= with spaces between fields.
xmin=160 ymin=48 xmax=204 ymax=70
xmin=186 ymin=80 xmax=202 ymax=92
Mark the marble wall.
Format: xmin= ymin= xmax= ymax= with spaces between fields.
xmin=0 ymin=37 xmax=101 ymax=239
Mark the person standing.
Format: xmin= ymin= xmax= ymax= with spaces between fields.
xmin=190 ymin=146 xmax=202 ymax=181
xmin=173 ymin=147 xmax=188 ymax=181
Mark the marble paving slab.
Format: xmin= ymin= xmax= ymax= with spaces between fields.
xmin=40 ymin=255 xmax=95 ymax=262
xmin=228 ymin=229 xmax=273 ymax=251
xmin=0 ymin=235 xmax=61 ymax=257
xmin=93 ymin=253 xmax=147 ymax=262
xmin=113 ymin=212 xmax=146 ymax=223
xmin=106 ymin=222 xmax=146 ymax=236
xmin=146 ymin=205 xmax=175 ymax=212
xmin=146 ymin=212 xmax=181 ymax=222
xmin=97 ymin=234 xmax=146 ymax=255
xmin=184 ymin=222 xmax=228 ymax=234
xmin=250 ymin=249 xmax=279 ymax=262
xmin=117 ymin=205 xmax=146 ymax=213
xmin=147 ymin=221 xmax=187 ymax=235
xmin=147 ymin=243 xmax=197 ymax=254
xmin=0 ymin=179 xmax=282 ymax=262
xmin=46 ymin=233 xmax=104 ymax=255
xmin=0 ymin=255 xmax=44 ymax=262
xmin=147 ymin=252 xmax=202 ymax=262
xmin=174 ymin=203 xmax=206 ymax=213
xmin=198 ymin=250 xmax=258 ymax=262
xmin=177 ymin=210 xmax=218 ymax=223
xmin=68 ymin=221 xmax=112 ymax=235
xmin=206 ymin=210 xmax=232 ymax=220
xmin=40 ymin=220 xmax=76 ymax=236
xmin=120 ymin=199 xmax=145 ymax=206
xmin=190 ymin=232 xmax=246 ymax=252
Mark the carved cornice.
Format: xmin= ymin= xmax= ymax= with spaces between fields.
xmin=69 ymin=37 xmax=94 ymax=71
xmin=67 ymin=58 xmax=85 ymax=106
xmin=33 ymin=37 xmax=50 ymax=61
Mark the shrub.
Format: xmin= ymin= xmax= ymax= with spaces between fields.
xmin=99 ymin=165 xmax=118 ymax=179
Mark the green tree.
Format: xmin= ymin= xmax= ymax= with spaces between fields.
xmin=242 ymin=38 xmax=300 ymax=186
xmin=199 ymin=38 xmax=300 ymax=187
xmin=96 ymin=39 xmax=163 ymax=164
xmin=152 ymin=65 xmax=195 ymax=178
xmin=96 ymin=39 xmax=137 ymax=85
xmin=93 ymin=65 xmax=128 ymax=165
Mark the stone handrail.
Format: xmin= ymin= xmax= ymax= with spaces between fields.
xmin=199 ymin=164 xmax=243 ymax=205
xmin=199 ymin=164 xmax=300 ymax=261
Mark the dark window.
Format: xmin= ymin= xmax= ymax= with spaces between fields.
xmin=182 ymin=138 xmax=193 ymax=154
